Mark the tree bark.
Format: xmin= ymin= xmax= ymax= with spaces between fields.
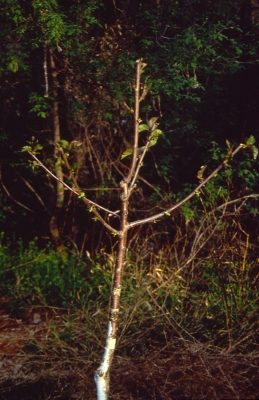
xmin=49 ymin=48 xmax=64 ymax=251
xmin=94 ymin=59 xmax=142 ymax=400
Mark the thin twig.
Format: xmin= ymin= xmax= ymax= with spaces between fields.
xmin=0 ymin=164 xmax=36 ymax=213
xmin=129 ymin=135 xmax=152 ymax=194
xmin=128 ymin=143 xmax=245 ymax=229
xmin=125 ymin=59 xmax=142 ymax=185
xmin=28 ymin=152 xmax=120 ymax=234
xmin=16 ymin=171 xmax=46 ymax=208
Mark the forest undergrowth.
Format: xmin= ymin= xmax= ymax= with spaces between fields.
xmin=1 ymin=203 xmax=259 ymax=399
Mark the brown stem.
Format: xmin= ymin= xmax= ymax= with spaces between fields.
xmin=124 ymin=59 xmax=142 ymax=184
xmin=94 ymin=180 xmax=129 ymax=400
xmin=129 ymin=133 xmax=153 ymax=194
xmin=49 ymin=49 xmax=64 ymax=207
xmin=48 ymin=49 xmax=64 ymax=250
xmin=128 ymin=143 xmax=245 ymax=229
xmin=94 ymin=59 xmax=143 ymax=400
xmin=28 ymin=151 xmax=119 ymax=235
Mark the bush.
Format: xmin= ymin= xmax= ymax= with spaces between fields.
xmin=0 ymin=234 xmax=111 ymax=307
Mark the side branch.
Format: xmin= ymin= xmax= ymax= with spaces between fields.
xmin=127 ymin=143 xmax=245 ymax=229
xmin=129 ymin=134 xmax=153 ymax=194
xmin=28 ymin=152 xmax=119 ymax=235
xmin=125 ymin=59 xmax=142 ymax=184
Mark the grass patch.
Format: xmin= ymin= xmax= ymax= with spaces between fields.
xmin=0 ymin=210 xmax=259 ymax=399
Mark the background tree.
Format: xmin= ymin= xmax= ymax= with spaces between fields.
xmin=1 ymin=0 xmax=259 ymax=251
xmin=23 ymin=59 xmax=257 ymax=399
xmin=1 ymin=1 xmax=259 ymax=399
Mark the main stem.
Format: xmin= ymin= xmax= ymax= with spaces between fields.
xmin=94 ymin=188 xmax=128 ymax=399
xmin=94 ymin=60 xmax=142 ymax=399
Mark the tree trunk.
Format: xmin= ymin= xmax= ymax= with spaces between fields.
xmin=49 ymin=48 xmax=64 ymax=251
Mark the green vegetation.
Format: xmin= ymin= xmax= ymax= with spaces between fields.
xmin=0 ymin=234 xmax=112 ymax=307
xmin=1 ymin=0 xmax=259 ymax=247
xmin=1 ymin=0 xmax=259 ymax=398
xmin=1 ymin=200 xmax=259 ymax=398
xmin=1 ymin=204 xmax=258 ymax=352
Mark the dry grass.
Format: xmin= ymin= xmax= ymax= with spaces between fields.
xmin=1 ymin=205 xmax=259 ymax=399
xmin=1 ymin=338 xmax=259 ymax=399
xmin=1 ymin=301 xmax=259 ymax=399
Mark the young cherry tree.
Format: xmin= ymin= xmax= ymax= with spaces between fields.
xmin=22 ymin=59 xmax=257 ymax=400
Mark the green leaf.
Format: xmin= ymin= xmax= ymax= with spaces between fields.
xmin=246 ymin=135 xmax=256 ymax=146
xmin=8 ymin=59 xmax=19 ymax=73
xmin=149 ymin=129 xmax=163 ymax=147
xmin=57 ymin=140 xmax=69 ymax=149
xmin=38 ymin=111 xmax=47 ymax=118
xmin=245 ymin=135 xmax=258 ymax=159
xmin=226 ymin=139 xmax=232 ymax=149
xmin=253 ymin=146 xmax=258 ymax=160
xmin=148 ymin=117 xmax=159 ymax=131
xmin=151 ymin=129 xmax=162 ymax=139
xmin=138 ymin=124 xmax=149 ymax=133
xmin=121 ymin=146 xmax=147 ymax=159
xmin=21 ymin=146 xmax=32 ymax=152
xmin=29 ymin=160 xmax=39 ymax=172
xmin=149 ymin=139 xmax=158 ymax=147
xmin=251 ymin=145 xmax=258 ymax=160
xmin=197 ymin=165 xmax=207 ymax=181
xmin=78 ymin=192 xmax=85 ymax=199
xmin=121 ymin=148 xmax=133 ymax=159
xmin=34 ymin=144 xmax=43 ymax=152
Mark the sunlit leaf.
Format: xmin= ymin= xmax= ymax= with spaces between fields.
xmin=226 ymin=139 xmax=231 ymax=149
xmin=121 ymin=146 xmax=147 ymax=159
xmin=151 ymin=129 xmax=162 ymax=139
xmin=251 ymin=146 xmax=258 ymax=160
xmin=246 ymin=142 xmax=258 ymax=160
xmin=121 ymin=148 xmax=133 ymax=159
xmin=197 ymin=165 xmax=207 ymax=181
xmin=149 ymin=139 xmax=158 ymax=147
xmin=246 ymin=135 xmax=255 ymax=146
xmin=252 ymin=145 xmax=258 ymax=160
xmin=148 ymin=117 xmax=159 ymax=131
xmin=57 ymin=140 xmax=69 ymax=149
xmin=140 ymin=62 xmax=147 ymax=71
xmin=140 ymin=83 xmax=149 ymax=101
xmin=149 ymin=129 xmax=163 ymax=147
xmin=29 ymin=160 xmax=39 ymax=172
xmin=138 ymin=124 xmax=149 ymax=133
xmin=21 ymin=146 xmax=32 ymax=152
xmin=35 ymin=144 xmax=43 ymax=151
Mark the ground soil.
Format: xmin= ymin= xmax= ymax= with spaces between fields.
xmin=1 ymin=299 xmax=259 ymax=399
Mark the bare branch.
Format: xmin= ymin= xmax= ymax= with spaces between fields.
xmin=129 ymin=135 xmax=151 ymax=194
xmin=127 ymin=143 xmax=245 ymax=229
xmin=16 ymin=172 xmax=46 ymax=208
xmin=124 ymin=59 xmax=142 ymax=185
xmin=28 ymin=152 xmax=120 ymax=235
xmin=215 ymin=193 xmax=259 ymax=211
xmin=0 ymin=166 xmax=36 ymax=213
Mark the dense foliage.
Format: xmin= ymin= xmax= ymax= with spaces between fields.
xmin=1 ymin=0 xmax=259 ymax=251
xmin=1 ymin=3 xmax=259 ymax=398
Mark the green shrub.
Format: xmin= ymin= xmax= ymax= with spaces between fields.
xmin=0 ymin=234 xmax=111 ymax=307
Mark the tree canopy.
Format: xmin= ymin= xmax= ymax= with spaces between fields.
xmin=1 ymin=0 xmax=259 ymax=250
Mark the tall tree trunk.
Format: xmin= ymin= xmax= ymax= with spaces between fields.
xmin=94 ymin=59 xmax=142 ymax=400
xmin=250 ymin=0 xmax=259 ymax=24
xmin=179 ymin=0 xmax=194 ymax=27
xmin=49 ymin=48 xmax=64 ymax=251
